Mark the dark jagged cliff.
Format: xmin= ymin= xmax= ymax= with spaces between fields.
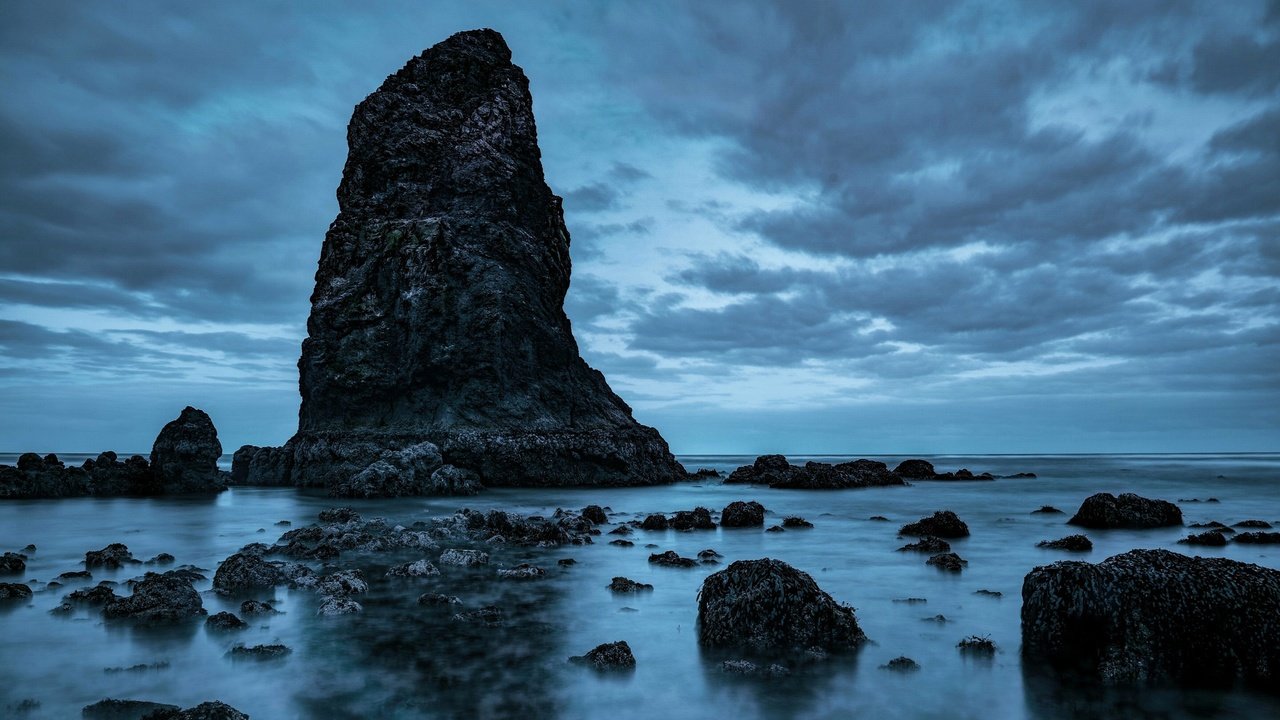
xmin=247 ymin=29 xmax=684 ymax=490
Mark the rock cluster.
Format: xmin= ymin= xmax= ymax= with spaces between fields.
xmin=726 ymin=455 xmax=905 ymax=489
xmin=0 ymin=408 xmax=226 ymax=498
xmin=697 ymin=558 xmax=866 ymax=656
xmin=1021 ymin=549 xmax=1280 ymax=687
xmin=238 ymin=29 xmax=685 ymax=491
xmin=1067 ymin=492 xmax=1182 ymax=529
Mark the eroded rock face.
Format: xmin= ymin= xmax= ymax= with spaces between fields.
xmin=256 ymin=29 xmax=683 ymax=490
xmin=1067 ymin=493 xmax=1182 ymax=529
xmin=150 ymin=407 xmax=224 ymax=493
xmin=1021 ymin=549 xmax=1280 ymax=687
xmin=697 ymin=558 xmax=866 ymax=656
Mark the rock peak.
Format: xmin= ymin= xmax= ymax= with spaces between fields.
xmin=254 ymin=30 xmax=685 ymax=491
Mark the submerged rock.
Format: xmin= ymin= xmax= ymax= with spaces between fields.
xmin=1179 ymin=531 xmax=1228 ymax=547
xmin=958 ymin=636 xmax=997 ymax=656
xmin=102 ymin=572 xmax=205 ymax=622
xmin=1234 ymin=519 xmax=1273 ymax=529
xmin=439 ymin=549 xmax=489 ymax=567
xmin=206 ymin=612 xmax=248 ymax=631
xmin=265 ymin=30 xmax=685 ymax=490
xmin=1037 ymin=535 xmax=1093 ymax=552
xmin=497 ymin=563 xmax=546 ymax=580
xmin=926 ymin=553 xmax=967 ymax=572
xmin=149 ymin=407 xmax=225 ymax=493
xmin=1021 ymin=549 xmax=1280 ymax=687
xmin=569 ymin=641 xmax=635 ymax=671
xmin=697 ymin=558 xmax=866 ymax=656
xmin=85 ymin=543 xmax=137 ymax=569
xmin=721 ymin=501 xmax=766 ymax=528
xmin=0 ymin=552 xmax=26 ymax=574
xmin=607 ymin=577 xmax=653 ymax=593
xmin=898 ymin=536 xmax=951 ymax=553
xmin=1067 ymin=492 xmax=1182 ymax=529
xmin=1031 ymin=505 xmax=1063 ymax=514
xmin=228 ymin=643 xmax=292 ymax=660
xmin=648 ymin=551 xmax=697 ymax=568
xmin=1234 ymin=531 xmax=1280 ymax=544
xmin=452 ymin=605 xmax=504 ymax=627
xmin=82 ymin=698 xmax=180 ymax=719
xmin=720 ymin=659 xmax=790 ymax=677
xmin=139 ymin=701 xmax=248 ymax=720
xmin=781 ymin=516 xmax=813 ymax=529
xmin=317 ymin=596 xmax=363 ymax=616
xmin=239 ymin=599 xmax=276 ymax=614
xmin=726 ymin=455 xmax=905 ymax=490
xmin=386 ymin=559 xmax=441 ymax=578
xmin=899 ymin=511 xmax=970 ymax=538
xmin=881 ymin=656 xmax=921 ymax=671
xmin=0 ymin=582 xmax=32 ymax=600
xmin=418 ymin=592 xmax=461 ymax=606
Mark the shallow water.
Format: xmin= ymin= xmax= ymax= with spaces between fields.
xmin=2 ymin=453 xmax=1279 ymax=719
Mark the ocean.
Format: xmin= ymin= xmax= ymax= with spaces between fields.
xmin=1 ymin=453 xmax=1278 ymax=719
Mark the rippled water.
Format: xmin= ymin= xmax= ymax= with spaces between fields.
xmin=2 ymin=454 xmax=1279 ymax=719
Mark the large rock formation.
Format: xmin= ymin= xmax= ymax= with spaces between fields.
xmin=1067 ymin=492 xmax=1182 ymax=529
xmin=1022 ymin=549 xmax=1280 ymax=688
xmin=244 ymin=29 xmax=683 ymax=491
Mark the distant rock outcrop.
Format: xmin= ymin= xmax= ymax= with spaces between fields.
xmin=725 ymin=455 xmax=905 ymax=489
xmin=1022 ymin=549 xmax=1280 ymax=687
xmin=150 ymin=407 xmax=225 ymax=493
xmin=240 ymin=29 xmax=683 ymax=492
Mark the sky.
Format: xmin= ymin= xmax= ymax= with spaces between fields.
xmin=1 ymin=1 xmax=1277 ymax=455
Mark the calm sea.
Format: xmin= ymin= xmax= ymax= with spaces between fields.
xmin=1 ymin=453 xmax=1278 ymax=719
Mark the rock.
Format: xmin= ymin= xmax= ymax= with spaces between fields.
xmin=149 ymin=407 xmax=224 ymax=493
xmin=557 ymin=558 xmax=575 ymax=567
xmin=1234 ymin=531 xmax=1280 ymax=544
xmin=205 ymin=612 xmax=247 ymax=631
xmin=317 ymin=596 xmax=363 ymax=615
xmin=781 ymin=516 xmax=813 ymax=528
xmin=640 ymin=514 xmax=669 ymax=531
xmin=975 ymin=589 xmax=1003 ymax=597
xmin=957 ymin=636 xmax=996 ymax=655
xmin=1179 ymin=531 xmax=1228 ymax=546
xmin=145 ymin=553 xmax=175 ymax=565
xmin=924 ymin=614 xmax=948 ymax=623
xmin=239 ymin=599 xmax=276 ymax=614
xmin=899 ymin=511 xmax=970 ymax=538
xmin=1234 ymin=519 xmax=1273 ymax=529
xmin=720 ymin=659 xmax=790 ymax=677
xmin=212 ymin=552 xmax=281 ymax=592
xmin=607 ymin=577 xmax=653 ymax=593
xmin=765 ymin=525 xmax=785 ymax=533
xmin=669 ymin=507 xmax=716 ymax=531
xmin=316 ymin=570 xmax=368 ymax=596
xmin=569 ymin=641 xmax=635 ymax=671
xmin=926 ymin=553 xmax=967 ymax=572
xmin=1037 ymin=534 xmax=1093 ymax=552
xmin=698 ymin=559 xmax=866 ymax=656
xmin=1031 ymin=506 xmax=1063 ymax=514
xmin=84 ymin=452 xmax=160 ymax=496
xmin=893 ymin=597 xmax=927 ymax=604
xmin=869 ymin=515 xmax=889 ymax=522
xmin=892 ymin=459 xmax=936 ymax=478
xmin=732 ymin=457 xmax=905 ymax=490
xmin=1188 ymin=520 xmax=1234 ymax=532
xmin=85 ymin=543 xmax=137 ymax=569
xmin=257 ymin=30 xmax=687 ymax=490
xmin=230 ymin=444 xmax=260 ymax=484
xmin=688 ymin=468 xmax=720 ymax=479
xmin=0 ymin=453 xmax=89 ymax=498
xmin=329 ymin=446 xmax=480 ymax=498
xmin=609 ymin=539 xmax=634 ymax=547
xmin=898 ymin=536 xmax=951 ymax=553
xmin=1067 ymin=492 xmax=1182 ymax=529
xmin=439 ymin=549 xmax=489 ymax=567
xmin=318 ymin=507 xmax=361 ymax=524
xmin=102 ymin=572 xmax=205 ymax=622
xmin=228 ymin=643 xmax=291 ymax=660
xmin=236 ymin=445 xmax=293 ymax=486
xmin=697 ymin=549 xmax=723 ymax=563
xmin=64 ymin=583 xmax=119 ymax=605
xmin=453 ymin=605 xmax=504 ymax=626
xmin=82 ymin=698 xmax=180 ymax=719
xmin=417 ymin=592 xmax=460 ymax=606
xmin=1021 ymin=549 xmax=1280 ymax=686
xmin=497 ymin=563 xmax=545 ymax=579
xmin=137 ymin=701 xmax=248 ymax=719
xmin=580 ymin=505 xmax=608 ymax=524
xmin=648 ymin=551 xmax=697 ymax=568
xmin=386 ymin=559 xmax=441 ymax=577
xmin=608 ymin=525 xmax=632 ymax=535
xmin=0 ymin=582 xmax=32 ymax=600
xmin=725 ymin=455 xmax=795 ymax=485
xmin=721 ymin=501 xmax=766 ymax=528
xmin=0 ymin=552 xmax=26 ymax=574
xmin=881 ymin=656 xmax=920 ymax=671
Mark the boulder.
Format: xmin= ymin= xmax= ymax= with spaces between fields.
xmin=1066 ymin=492 xmax=1182 ymax=529
xmin=781 ymin=516 xmax=813 ymax=529
xmin=670 ymin=507 xmax=716 ymax=530
xmin=212 ymin=552 xmax=281 ymax=593
xmin=497 ymin=563 xmax=545 ymax=579
xmin=581 ymin=505 xmax=608 ymax=525
xmin=329 ymin=443 xmax=479 ymax=497
xmin=640 ymin=514 xmax=669 ymax=530
xmin=227 ymin=643 xmax=291 ymax=660
xmin=607 ymin=577 xmax=653 ymax=593
xmin=725 ymin=455 xmax=795 ymax=485
xmin=143 ymin=701 xmax=249 ymax=719
xmin=648 ymin=551 xmax=698 ymax=568
xmin=439 ymin=549 xmax=489 ymax=567
xmin=893 ymin=459 xmax=936 ymax=478
xmin=1178 ymin=531 xmax=1228 ymax=547
xmin=0 ymin=552 xmax=26 ymax=574
xmin=1037 ymin=535 xmax=1093 ymax=552
xmin=317 ymin=596 xmax=363 ymax=616
xmin=386 ymin=559 xmax=440 ymax=578
xmin=721 ymin=501 xmax=766 ymax=528
xmin=881 ymin=656 xmax=921 ymax=671
xmin=102 ymin=572 xmax=205 ymax=622
xmin=206 ymin=612 xmax=247 ymax=631
xmin=149 ymin=407 xmax=224 ymax=493
xmin=1021 ymin=549 xmax=1280 ymax=686
xmin=926 ymin=553 xmax=967 ymax=572
xmin=898 ymin=536 xmax=951 ymax=553
xmin=316 ymin=570 xmax=368 ymax=596
xmin=899 ymin=511 xmax=970 ymax=538
xmin=569 ymin=641 xmax=635 ymax=671
xmin=1234 ymin=531 xmax=1280 ymax=544
xmin=698 ymin=559 xmax=866 ymax=656
xmin=85 ymin=543 xmax=137 ymax=569
xmin=0 ymin=582 xmax=32 ymax=600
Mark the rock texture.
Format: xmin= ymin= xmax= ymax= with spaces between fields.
xmin=697 ymin=558 xmax=866 ymax=656
xmin=1021 ymin=549 xmax=1280 ymax=687
xmin=1067 ymin=492 xmax=1182 ymax=529
xmin=150 ymin=407 xmax=225 ymax=493
xmin=246 ymin=29 xmax=683 ymax=491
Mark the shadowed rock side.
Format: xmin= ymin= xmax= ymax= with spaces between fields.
xmin=1021 ymin=549 xmax=1280 ymax=688
xmin=243 ymin=29 xmax=683 ymax=491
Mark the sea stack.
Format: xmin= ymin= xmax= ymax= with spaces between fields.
xmin=253 ymin=29 xmax=684 ymax=490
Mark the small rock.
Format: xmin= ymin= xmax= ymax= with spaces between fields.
xmin=881 ymin=656 xmax=920 ymax=671
xmin=318 ymin=507 xmax=361 ymax=524
xmin=898 ymin=536 xmax=951 ymax=553
xmin=1037 ymin=534 xmax=1093 ymax=552
xmin=926 ymin=552 xmax=967 ymax=572
xmin=609 ymin=539 xmax=634 ymax=547
xmin=316 ymin=569 xmax=368 ymax=596
xmin=607 ymin=526 xmax=633 ymax=536
xmin=139 ymin=701 xmax=248 ymax=719
xmin=418 ymin=592 xmax=461 ymax=606
xmin=239 ymin=599 xmax=276 ymax=614
xmin=581 ymin=505 xmax=608 ymax=524
xmin=640 ymin=514 xmax=669 ymax=531
xmin=607 ymin=577 xmax=653 ymax=593
xmin=893 ymin=597 xmax=927 ymax=604
xmin=1179 ymin=531 xmax=1228 ymax=547
xmin=557 ymin=558 xmax=576 ymax=567
xmin=958 ymin=636 xmax=996 ymax=655
xmin=782 ymin=516 xmax=813 ymax=528
xmin=1067 ymin=492 xmax=1182 ymax=529
xmin=386 ymin=559 xmax=441 ymax=578
xmin=765 ymin=525 xmax=785 ymax=532
xmin=900 ymin=511 xmax=969 ymax=538
xmin=102 ymin=572 xmax=205 ymax=622
xmin=227 ymin=643 xmax=291 ymax=660
xmin=439 ymin=548 xmax=489 ymax=567
xmin=868 ymin=516 xmax=890 ymax=522
xmin=721 ymin=501 xmax=766 ymax=528
xmin=0 ymin=582 xmax=32 ymax=600
xmin=720 ymin=659 xmax=790 ymax=677
xmin=452 ymin=605 xmax=504 ymax=626
xmin=56 ymin=570 xmax=92 ymax=581
xmin=974 ymin=589 xmax=1003 ymax=597
xmin=1234 ymin=531 xmax=1280 ymax=544
xmin=206 ymin=611 xmax=247 ymax=630
xmin=145 ymin=553 xmax=176 ymax=565
xmin=697 ymin=549 xmax=723 ymax=563
xmin=569 ymin=641 xmax=635 ymax=671
xmin=923 ymin=614 xmax=948 ymax=623
xmin=85 ymin=544 xmax=136 ymax=569
xmin=1234 ymin=520 xmax=1273 ymax=529
xmin=317 ymin=596 xmax=363 ymax=615
xmin=497 ymin=563 xmax=545 ymax=579
xmin=82 ymin=698 xmax=180 ymax=719
xmin=1031 ymin=506 xmax=1063 ymax=514
xmin=648 ymin=551 xmax=698 ymax=568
